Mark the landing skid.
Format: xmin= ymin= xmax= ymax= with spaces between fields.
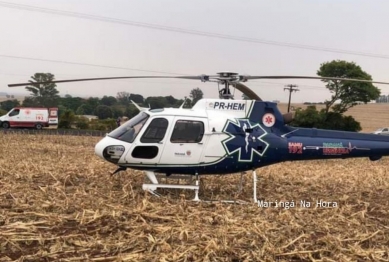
xmin=142 ymin=170 xmax=259 ymax=203
xmin=142 ymin=171 xmax=200 ymax=201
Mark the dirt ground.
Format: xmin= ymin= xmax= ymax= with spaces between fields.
xmin=0 ymin=133 xmax=388 ymax=261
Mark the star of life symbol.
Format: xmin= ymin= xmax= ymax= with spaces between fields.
xmin=222 ymin=119 xmax=270 ymax=162
xmin=262 ymin=113 xmax=275 ymax=127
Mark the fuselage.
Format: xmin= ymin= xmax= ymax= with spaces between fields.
xmin=94 ymin=99 xmax=389 ymax=175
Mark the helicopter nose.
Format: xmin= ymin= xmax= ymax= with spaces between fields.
xmin=94 ymin=137 xmax=107 ymax=159
xmin=94 ymin=136 xmax=127 ymax=164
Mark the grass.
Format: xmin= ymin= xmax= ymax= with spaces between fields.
xmin=1 ymin=132 xmax=389 ymax=261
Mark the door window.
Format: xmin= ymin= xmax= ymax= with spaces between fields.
xmin=140 ymin=118 xmax=168 ymax=143
xmin=171 ymin=120 xmax=204 ymax=143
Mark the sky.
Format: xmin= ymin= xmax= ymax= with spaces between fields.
xmin=0 ymin=0 xmax=389 ymax=103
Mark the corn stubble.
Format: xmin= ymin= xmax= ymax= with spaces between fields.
xmin=0 ymin=134 xmax=388 ymax=262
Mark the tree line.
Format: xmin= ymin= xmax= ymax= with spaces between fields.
xmin=0 ymin=72 xmax=204 ymax=130
xmin=0 ymin=60 xmax=381 ymax=132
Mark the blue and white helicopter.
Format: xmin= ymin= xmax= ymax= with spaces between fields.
xmin=9 ymin=72 xmax=389 ymax=201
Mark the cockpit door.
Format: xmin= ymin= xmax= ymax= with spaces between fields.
xmin=124 ymin=116 xmax=173 ymax=164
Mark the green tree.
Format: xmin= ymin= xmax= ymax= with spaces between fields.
xmin=0 ymin=99 xmax=20 ymax=111
xmin=145 ymin=96 xmax=168 ymax=109
xmin=189 ymin=87 xmax=203 ymax=106
xmin=180 ymin=97 xmax=192 ymax=108
xmin=22 ymin=97 xmax=39 ymax=107
xmin=101 ymin=96 xmax=117 ymax=106
xmin=58 ymin=105 xmax=67 ymax=117
xmin=59 ymin=95 xmax=85 ymax=112
xmin=86 ymin=97 xmax=100 ymax=112
xmin=117 ymin=91 xmax=130 ymax=106
xmin=111 ymin=106 xmax=124 ymax=118
xmin=318 ymin=60 xmax=381 ymax=114
xmin=25 ymin=73 xmax=60 ymax=107
xmin=58 ymin=109 xmax=76 ymax=129
xmin=129 ymin=94 xmax=144 ymax=104
xmin=124 ymin=105 xmax=139 ymax=118
xmin=95 ymin=105 xmax=113 ymax=119
xmin=76 ymin=104 xmax=94 ymax=115
xmin=164 ymin=95 xmax=178 ymax=107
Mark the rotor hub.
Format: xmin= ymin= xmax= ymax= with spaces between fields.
xmin=216 ymin=72 xmax=239 ymax=99
xmin=217 ymin=72 xmax=239 ymax=78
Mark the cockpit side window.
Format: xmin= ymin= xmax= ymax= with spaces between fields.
xmin=9 ymin=109 xmax=20 ymax=117
xmin=140 ymin=118 xmax=169 ymax=143
xmin=108 ymin=112 xmax=149 ymax=143
xmin=170 ymin=120 xmax=204 ymax=143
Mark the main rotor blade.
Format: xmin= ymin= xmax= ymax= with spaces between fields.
xmin=8 ymin=75 xmax=206 ymax=87
xmin=233 ymin=82 xmax=262 ymax=101
xmin=244 ymin=76 xmax=389 ymax=85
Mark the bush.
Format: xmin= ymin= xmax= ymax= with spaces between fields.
xmin=100 ymin=118 xmax=116 ymax=131
xmin=74 ymin=116 xmax=90 ymax=129
xmin=290 ymin=106 xmax=361 ymax=132
xmin=59 ymin=109 xmax=76 ymax=129
xmin=58 ymin=120 xmax=72 ymax=129
xmin=0 ymin=109 xmax=7 ymax=116
xmin=88 ymin=118 xmax=117 ymax=131
xmin=290 ymin=106 xmax=321 ymax=128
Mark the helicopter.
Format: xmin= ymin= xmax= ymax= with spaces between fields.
xmin=9 ymin=72 xmax=389 ymax=202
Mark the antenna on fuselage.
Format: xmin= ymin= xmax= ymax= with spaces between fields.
xmin=179 ymin=96 xmax=188 ymax=109
xmin=130 ymin=100 xmax=149 ymax=111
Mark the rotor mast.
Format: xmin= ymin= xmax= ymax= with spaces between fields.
xmin=217 ymin=72 xmax=238 ymax=99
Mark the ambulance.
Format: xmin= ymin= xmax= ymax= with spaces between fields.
xmin=0 ymin=107 xmax=58 ymax=129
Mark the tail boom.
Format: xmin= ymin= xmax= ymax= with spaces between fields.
xmin=284 ymin=127 xmax=389 ymax=161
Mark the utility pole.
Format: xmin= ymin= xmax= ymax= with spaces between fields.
xmin=284 ymin=84 xmax=299 ymax=112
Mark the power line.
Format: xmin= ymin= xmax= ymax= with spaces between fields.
xmin=0 ymin=54 xmax=187 ymax=76
xmin=284 ymin=84 xmax=299 ymax=112
xmin=2 ymin=54 xmax=388 ymax=94
xmin=0 ymin=1 xmax=389 ymax=60
xmin=252 ymin=81 xmax=325 ymax=90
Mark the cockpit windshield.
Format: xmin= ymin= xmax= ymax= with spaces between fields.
xmin=108 ymin=112 xmax=149 ymax=143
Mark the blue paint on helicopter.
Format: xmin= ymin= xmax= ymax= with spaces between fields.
xmin=222 ymin=119 xmax=269 ymax=162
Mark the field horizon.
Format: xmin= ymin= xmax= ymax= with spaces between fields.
xmin=1 ymin=95 xmax=389 ymax=132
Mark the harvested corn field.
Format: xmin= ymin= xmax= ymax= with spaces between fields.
xmin=1 ymin=133 xmax=389 ymax=261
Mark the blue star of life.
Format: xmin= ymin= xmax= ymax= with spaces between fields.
xmin=222 ymin=119 xmax=270 ymax=162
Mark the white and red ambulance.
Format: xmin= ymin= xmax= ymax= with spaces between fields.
xmin=0 ymin=107 xmax=58 ymax=129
